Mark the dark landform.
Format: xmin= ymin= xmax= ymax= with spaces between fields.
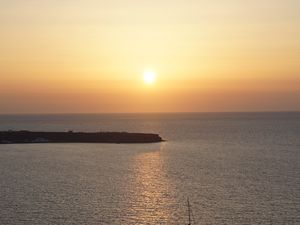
xmin=0 ymin=131 xmax=164 ymax=144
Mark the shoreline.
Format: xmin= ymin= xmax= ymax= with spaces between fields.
xmin=0 ymin=131 xmax=165 ymax=144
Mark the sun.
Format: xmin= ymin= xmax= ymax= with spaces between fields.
xmin=143 ymin=71 xmax=156 ymax=84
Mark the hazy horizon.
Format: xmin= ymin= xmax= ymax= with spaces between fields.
xmin=1 ymin=111 xmax=300 ymax=117
xmin=1 ymin=0 xmax=299 ymax=113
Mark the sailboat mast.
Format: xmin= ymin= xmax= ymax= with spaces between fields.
xmin=187 ymin=197 xmax=191 ymax=225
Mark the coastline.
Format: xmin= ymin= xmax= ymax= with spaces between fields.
xmin=0 ymin=130 xmax=164 ymax=144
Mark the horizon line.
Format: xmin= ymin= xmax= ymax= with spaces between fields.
xmin=0 ymin=110 xmax=299 ymax=116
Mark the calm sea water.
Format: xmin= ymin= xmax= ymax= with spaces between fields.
xmin=0 ymin=112 xmax=299 ymax=224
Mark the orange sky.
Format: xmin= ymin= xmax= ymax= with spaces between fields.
xmin=0 ymin=0 xmax=299 ymax=113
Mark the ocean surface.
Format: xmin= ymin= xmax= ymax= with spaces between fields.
xmin=0 ymin=112 xmax=299 ymax=224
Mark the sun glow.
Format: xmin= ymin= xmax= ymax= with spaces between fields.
xmin=143 ymin=71 xmax=157 ymax=84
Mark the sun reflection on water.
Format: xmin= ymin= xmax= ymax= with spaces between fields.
xmin=126 ymin=145 xmax=176 ymax=224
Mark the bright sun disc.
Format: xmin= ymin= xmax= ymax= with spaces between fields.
xmin=143 ymin=71 xmax=156 ymax=84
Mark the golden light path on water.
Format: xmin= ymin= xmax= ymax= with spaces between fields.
xmin=126 ymin=144 xmax=178 ymax=224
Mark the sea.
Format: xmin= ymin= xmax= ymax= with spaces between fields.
xmin=0 ymin=112 xmax=299 ymax=225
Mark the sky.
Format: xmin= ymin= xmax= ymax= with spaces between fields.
xmin=0 ymin=0 xmax=299 ymax=113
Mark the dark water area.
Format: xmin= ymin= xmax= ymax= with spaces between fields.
xmin=0 ymin=112 xmax=299 ymax=224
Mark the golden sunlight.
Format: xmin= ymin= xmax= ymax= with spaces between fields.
xmin=143 ymin=71 xmax=157 ymax=85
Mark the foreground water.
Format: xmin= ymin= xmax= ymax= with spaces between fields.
xmin=0 ymin=112 xmax=299 ymax=224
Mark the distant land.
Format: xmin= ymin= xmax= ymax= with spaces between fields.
xmin=0 ymin=131 xmax=164 ymax=144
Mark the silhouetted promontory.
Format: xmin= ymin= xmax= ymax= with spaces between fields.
xmin=0 ymin=131 xmax=164 ymax=144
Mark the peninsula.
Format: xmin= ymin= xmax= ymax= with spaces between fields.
xmin=0 ymin=131 xmax=164 ymax=144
